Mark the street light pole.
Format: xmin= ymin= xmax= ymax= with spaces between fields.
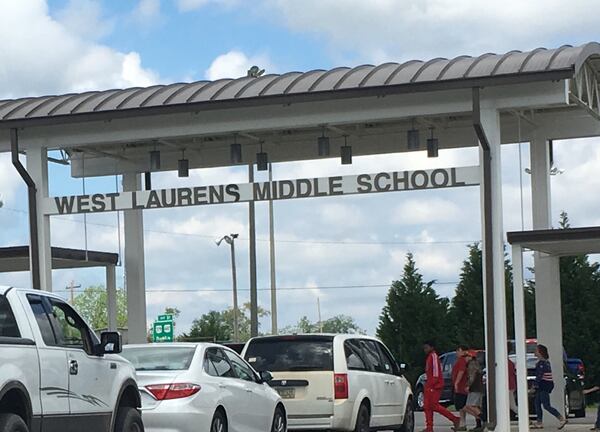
xmin=268 ymin=163 xmax=278 ymax=334
xmin=216 ymin=234 xmax=240 ymax=342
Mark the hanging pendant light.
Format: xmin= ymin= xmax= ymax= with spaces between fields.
xmin=341 ymin=135 xmax=352 ymax=165
xmin=150 ymin=143 xmax=161 ymax=170
xmin=318 ymin=128 xmax=330 ymax=156
xmin=407 ymin=118 xmax=420 ymax=150
xmin=230 ymin=134 xmax=242 ymax=164
xmin=256 ymin=142 xmax=268 ymax=171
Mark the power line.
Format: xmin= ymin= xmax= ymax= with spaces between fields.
xmin=54 ymin=281 xmax=460 ymax=294
xmin=1 ymin=206 xmax=480 ymax=247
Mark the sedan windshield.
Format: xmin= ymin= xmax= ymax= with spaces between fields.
xmin=121 ymin=346 xmax=196 ymax=371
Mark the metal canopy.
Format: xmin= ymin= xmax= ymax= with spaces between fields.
xmin=0 ymin=43 xmax=599 ymax=128
xmin=0 ymin=246 xmax=118 ymax=272
xmin=507 ymin=227 xmax=600 ymax=256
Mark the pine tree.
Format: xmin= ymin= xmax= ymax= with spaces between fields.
xmin=377 ymin=253 xmax=451 ymax=383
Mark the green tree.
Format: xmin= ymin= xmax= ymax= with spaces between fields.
xmin=72 ymin=285 xmax=127 ymax=330
xmin=376 ymin=253 xmax=451 ymax=384
xmin=281 ymin=314 xmax=364 ymax=334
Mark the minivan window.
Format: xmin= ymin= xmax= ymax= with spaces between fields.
xmin=245 ymin=337 xmax=334 ymax=372
xmin=344 ymin=339 xmax=368 ymax=371
xmin=375 ymin=342 xmax=398 ymax=375
xmin=360 ymin=340 xmax=385 ymax=373
xmin=122 ymin=346 xmax=197 ymax=371
xmin=0 ymin=296 xmax=20 ymax=338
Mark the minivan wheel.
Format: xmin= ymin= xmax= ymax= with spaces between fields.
xmin=211 ymin=409 xmax=227 ymax=432
xmin=272 ymin=406 xmax=286 ymax=432
xmin=397 ymin=399 xmax=415 ymax=432
xmin=0 ymin=413 xmax=29 ymax=432
xmin=354 ymin=403 xmax=370 ymax=432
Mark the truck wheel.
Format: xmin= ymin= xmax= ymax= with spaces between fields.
xmin=114 ymin=407 xmax=144 ymax=432
xmin=0 ymin=413 xmax=29 ymax=432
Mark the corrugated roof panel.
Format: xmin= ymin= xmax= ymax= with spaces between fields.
xmin=140 ymin=83 xmax=186 ymax=106
xmin=548 ymin=45 xmax=582 ymax=70
xmin=68 ymin=91 xmax=113 ymax=114
xmin=412 ymin=58 xmax=449 ymax=82
xmin=162 ymin=82 xmax=209 ymax=104
xmin=438 ymin=57 xmax=474 ymax=80
xmin=466 ymin=54 xmax=505 ymax=78
xmin=5 ymin=97 xmax=49 ymax=119
xmin=236 ymin=75 xmax=279 ymax=98
xmin=117 ymin=85 xmax=164 ymax=109
xmin=492 ymin=51 xmax=532 ymax=76
xmin=0 ymin=99 xmax=32 ymax=119
xmin=211 ymin=76 xmax=256 ymax=100
xmin=386 ymin=61 xmax=425 ymax=85
xmin=93 ymin=88 xmax=142 ymax=112
xmin=359 ymin=63 xmax=400 ymax=87
xmin=185 ymin=79 xmax=231 ymax=103
xmin=259 ymin=72 xmax=303 ymax=96
xmin=308 ymin=67 xmax=350 ymax=92
xmin=335 ymin=65 xmax=374 ymax=89
xmin=285 ymin=70 xmax=326 ymax=94
xmin=23 ymin=94 xmax=76 ymax=118
xmin=49 ymin=91 xmax=105 ymax=115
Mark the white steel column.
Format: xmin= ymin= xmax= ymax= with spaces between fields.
xmin=123 ymin=173 xmax=147 ymax=344
xmin=479 ymin=107 xmax=510 ymax=431
xmin=530 ymin=134 xmax=565 ymax=416
xmin=512 ymin=244 xmax=530 ymax=432
xmin=106 ymin=265 xmax=118 ymax=332
xmin=26 ymin=147 xmax=52 ymax=291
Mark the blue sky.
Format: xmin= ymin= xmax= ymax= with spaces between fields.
xmin=1 ymin=0 xmax=600 ymax=335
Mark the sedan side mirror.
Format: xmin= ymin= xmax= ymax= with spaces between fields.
xmin=99 ymin=331 xmax=122 ymax=355
xmin=260 ymin=371 xmax=273 ymax=384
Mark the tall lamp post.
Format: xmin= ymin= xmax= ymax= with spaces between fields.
xmin=216 ymin=233 xmax=240 ymax=342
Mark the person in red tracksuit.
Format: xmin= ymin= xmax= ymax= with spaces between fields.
xmin=422 ymin=341 xmax=460 ymax=432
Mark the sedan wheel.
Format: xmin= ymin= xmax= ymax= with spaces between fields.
xmin=272 ymin=407 xmax=286 ymax=432
xmin=211 ymin=410 xmax=227 ymax=432
xmin=416 ymin=388 xmax=425 ymax=411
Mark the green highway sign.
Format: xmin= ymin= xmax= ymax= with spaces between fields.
xmin=153 ymin=320 xmax=174 ymax=342
xmin=157 ymin=314 xmax=173 ymax=322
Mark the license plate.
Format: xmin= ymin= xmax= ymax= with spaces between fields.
xmin=277 ymin=388 xmax=295 ymax=399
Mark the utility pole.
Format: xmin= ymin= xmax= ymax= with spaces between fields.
xmin=268 ymin=163 xmax=278 ymax=335
xmin=317 ymin=297 xmax=323 ymax=333
xmin=216 ymin=234 xmax=240 ymax=342
xmin=248 ymin=164 xmax=258 ymax=337
xmin=66 ymin=280 xmax=81 ymax=304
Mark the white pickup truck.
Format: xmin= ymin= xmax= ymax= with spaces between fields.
xmin=0 ymin=286 xmax=143 ymax=432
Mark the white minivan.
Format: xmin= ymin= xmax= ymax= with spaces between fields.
xmin=242 ymin=334 xmax=414 ymax=432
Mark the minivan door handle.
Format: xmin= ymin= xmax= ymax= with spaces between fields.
xmin=70 ymin=360 xmax=78 ymax=375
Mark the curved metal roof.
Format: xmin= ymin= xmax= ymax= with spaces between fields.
xmin=1 ymin=43 xmax=599 ymax=126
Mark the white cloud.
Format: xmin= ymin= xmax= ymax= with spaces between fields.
xmin=205 ymin=50 xmax=274 ymax=80
xmin=0 ymin=0 xmax=158 ymax=98
xmin=392 ymin=197 xmax=463 ymax=226
xmin=55 ymin=0 xmax=114 ymax=40
xmin=261 ymin=0 xmax=600 ymax=62
xmin=132 ymin=0 xmax=162 ymax=26
xmin=176 ymin=0 xmax=239 ymax=12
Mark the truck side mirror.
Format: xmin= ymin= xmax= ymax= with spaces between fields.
xmin=99 ymin=331 xmax=122 ymax=355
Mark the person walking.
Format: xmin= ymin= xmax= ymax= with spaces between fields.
xmin=452 ymin=345 xmax=470 ymax=431
xmin=461 ymin=351 xmax=485 ymax=432
xmin=508 ymin=354 xmax=518 ymax=418
xmin=531 ymin=344 xmax=567 ymax=430
xmin=583 ymin=384 xmax=600 ymax=431
xmin=421 ymin=341 xmax=460 ymax=432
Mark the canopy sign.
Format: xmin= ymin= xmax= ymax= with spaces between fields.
xmin=43 ymin=166 xmax=480 ymax=215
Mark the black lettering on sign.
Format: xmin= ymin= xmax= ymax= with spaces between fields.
xmin=194 ymin=187 xmax=207 ymax=204
xmin=356 ymin=174 xmax=372 ymax=193
xmin=132 ymin=193 xmax=144 ymax=209
xmin=296 ymin=179 xmax=312 ymax=198
xmin=147 ymin=191 xmax=161 ymax=208
xmin=77 ymin=195 xmax=90 ymax=213
xmin=329 ymin=176 xmax=343 ymax=195
xmin=105 ymin=193 xmax=119 ymax=211
xmin=411 ymin=170 xmax=429 ymax=189
xmin=431 ymin=169 xmax=449 ymax=187
xmin=54 ymin=196 xmax=76 ymax=214
xmin=254 ymin=182 xmax=271 ymax=200
xmin=178 ymin=188 xmax=193 ymax=206
xmin=209 ymin=185 xmax=224 ymax=203
xmin=314 ymin=178 xmax=328 ymax=196
xmin=226 ymin=184 xmax=240 ymax=202
xmin=161 ymin=189 xmax=176 ymax=207
xmin=91 ymin=194 xmax=106 ymax=212
xmin=278 ymin=180 xmax=295 ymax=199
xmin=374 ymin=172 xmax=391 ymax=192
xmin=451 ymin=168 xmax=466 ymax=186
xmin=393 ymin=171 xmax=408 ymax=190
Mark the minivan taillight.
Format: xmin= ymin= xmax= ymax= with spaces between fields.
xmin=334 ymin=373 xmax=348 ymax=399
xmin=146 ymin=383 xmax=201 ymax=400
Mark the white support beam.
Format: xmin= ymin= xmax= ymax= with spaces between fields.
xmin=530 ymin=132 xmax=565 ymax=418
xmin=123 ymin=173 xmax=147 ymax=344
xmin=512 ymin=244 xmax=530 ymax=432
xmin=479 ymin=107 xmax=510 ymax=431
xmin=26 ymin=147 xmax=52 ymax=291
xmin=106 ymin=265 xmax=117 ymax=332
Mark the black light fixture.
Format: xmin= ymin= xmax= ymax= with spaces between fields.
xmin=407 ymin=118 xmax=420 ymax=150
xmin=150 ymin=144 xmax=161 ymax=170
xmin=427 ymin=128 xmax=439 ymax=158
xmin=230 ymin=134 xmax=242 ymax=164
xmin=256 ymin=142 xmax=268 ymax=171
xmin=178 ymin=149 xmax=189 ymax=177
xmin=341 ymin=136 xmax=352 ymax=165
xmin=318 ymin=128 xmax=330 ymax=156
